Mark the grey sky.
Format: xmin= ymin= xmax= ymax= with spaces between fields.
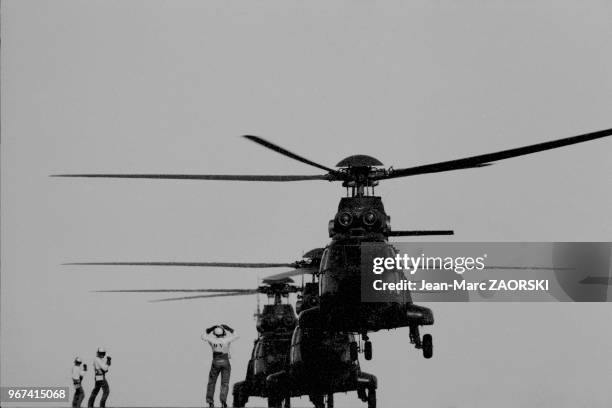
xmin=2 ymin=1 xmax=611 ymax=407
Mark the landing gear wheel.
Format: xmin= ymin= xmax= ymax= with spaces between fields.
xmin=268 ymin=396 xmax=282 ymax=408
xmin=233 ymin=394 xmax=245 ymax=407
xmin=326 ymin=393 xmax=334 ymax=408
xmin=350 ymin=341 xmax=358 ymax=361
xmin=364 ymin=340 xmax=373 ymax=360
xmin=367 ymin=388 xmax=376 ymax=408
xmin=309 ymin=394 xmax=325 ymax=408
xmin=422 ymin=333 xmax=433 ymax=359
xmin=232 ymin=383 xmax=248 ymax=407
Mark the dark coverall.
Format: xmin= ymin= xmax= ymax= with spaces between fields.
xmin=203 ymin=325 xmax=239 ymax=405
xmin=88 ymin=356 xmax=110 ymax=407
xmin=73 ymin=385 xmax=85 ymax=408
xmin=71 ymin=364 xmax=87 ymax=408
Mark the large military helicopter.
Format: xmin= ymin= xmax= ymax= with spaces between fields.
xmin=90 ymin=259 xmax=315 ymax=408
xmin=267 ymin=324 xmax=377 ymax=408
xmin=57 ymin=127 xmax=612 ymax=360
xmin=88 ymin=249 xmax=376 ymax=408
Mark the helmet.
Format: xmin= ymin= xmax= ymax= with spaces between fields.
xmin=213 ymin=326 xmax=225 ymax=337
xmin=97 ymin=347 xmax=106 ymax=356
xmin=74 ymin=356 xmax=82 ymax=364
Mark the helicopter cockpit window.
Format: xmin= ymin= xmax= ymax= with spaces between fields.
xmin=320 ymin=245 xmax=362 ymax=293
xmin=326 ymin=245 xmax=361 ymax=273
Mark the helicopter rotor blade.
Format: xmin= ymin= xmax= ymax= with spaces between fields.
xmin=65 ymin=261 xmax=296 ymax=268
xmin=150 ymin=290 xmax=259 ymax=303
xmin=243 ymin=135 xmax=338 ymax=174
xmin=92 ymin=288 xmax=257 ymax=293
xmin=379 ymin=127 xmax=612 ymax=180
xmin=484 ymin=266 xmax=575 ymax=271
xmin=389 ymin=230 xmax=454 ymax=236
xmin=264 ymin=268 xmax=318 ymax=281
xmin=51 ymin=174 xmax=328 ymax=182
xmin=579 ymin=276 xmax=612 ymax=285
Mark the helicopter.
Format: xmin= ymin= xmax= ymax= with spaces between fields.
xmin=71 ymin=248 xmax=325 ymax=316
xmin=92 ymin=270 xmax=305 ymax=408
xmin=226 ymin=277 xmax=297 ymax=408
xmin=56 ymin=126 xmax=612 ymax=360
xmin=266 ymin=324 xmax=377 ymax=408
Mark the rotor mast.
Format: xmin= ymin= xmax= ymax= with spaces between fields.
xmin=336 ymin=155 xmax=385 ymax=197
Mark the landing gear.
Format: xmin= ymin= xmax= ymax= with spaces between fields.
xmin=350 ymin=341 xmax=358 ymax=361
xmin=367 ymin=388 xmax=376 ymax=408
xmin=356 ymin=373 xmax=377 ymax=408
xmin=364 ymin=341 xmax=372 ymax=360
xmin=267 ymin=396 xmax=290 ymax=408
xmin=268 ymin=396 xmax=290 ymax=408
xmin=232 ymin=382 xmax=248 ymax=407
xmin=233 ymin=395 xmax=246 ymax=407
xmin=309 ymin=394 xmax=325 ymax=408
xmin=326 ymin=393 xmax=334 ymax=408
xmin=362 ymin=334 xmax=372 ymax=360
xmin=422 ymin=333 xmax=433 ymax=359
xmin=310 ymin=394 xmax=334 ymax=408
xmin=409 ymin=325 xmax=433 ymax=359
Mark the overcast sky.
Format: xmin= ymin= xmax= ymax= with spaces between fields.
xmin=2 ymin=1 xmax=612 ymax=407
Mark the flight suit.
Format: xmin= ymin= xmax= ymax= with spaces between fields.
xmin=71 ymin=364 xmax=87 ymax=407
xmin=202 ymin=326 xmax=239 ymax=405
xmin=87 ymin=357 xmax=110 ymax=407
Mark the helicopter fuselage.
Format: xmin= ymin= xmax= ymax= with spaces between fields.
xmin=266 ymin=324 xmax=377 ymax=405
xmin=300 ymin=195 xmax=434 ymax=336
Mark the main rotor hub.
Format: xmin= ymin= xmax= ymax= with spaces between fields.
xmin=336 ymin=155 xmax=385 ymax=197
xmin=335 ymin=155 xmax=383 ymax=168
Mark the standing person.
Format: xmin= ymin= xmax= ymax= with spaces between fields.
xmin=71 ymin=357 xmax=88 ymax=407
xmin=202 ymin=324 xmax=239 ymax=408
xmin=87 ymin=347 xmax=111 ymax=408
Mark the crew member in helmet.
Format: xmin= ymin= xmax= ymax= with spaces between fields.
xmin=87 ymin=347 xmax=111 ymax=408
xmin=202 ymin=324 xmax=239 ymax=408
xmin=71 ymin=357 xmax=88 ymax=407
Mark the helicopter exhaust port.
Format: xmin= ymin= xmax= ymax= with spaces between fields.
xmin=405 ymin=304 xmax=434 ymax=326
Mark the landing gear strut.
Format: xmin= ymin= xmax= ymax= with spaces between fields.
xmin=350 ymin=341 xmax=358 ymax=361
xmin=268 ymin=396 xmax=290 ymax=408
xmin=362 ymin=334 xmax=372 ymax=360
xmin=326 ymin=393 xmax=334 ymax=408
xmin=422 ymin=333 xmax=433 ymax=359
xmin=367 ymin=387 xmax=376 ymax=408
xmin=310 ymin=394 xmax=324 ymax=408
xmin=409 ymin=325 xmax=433 ymax=359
